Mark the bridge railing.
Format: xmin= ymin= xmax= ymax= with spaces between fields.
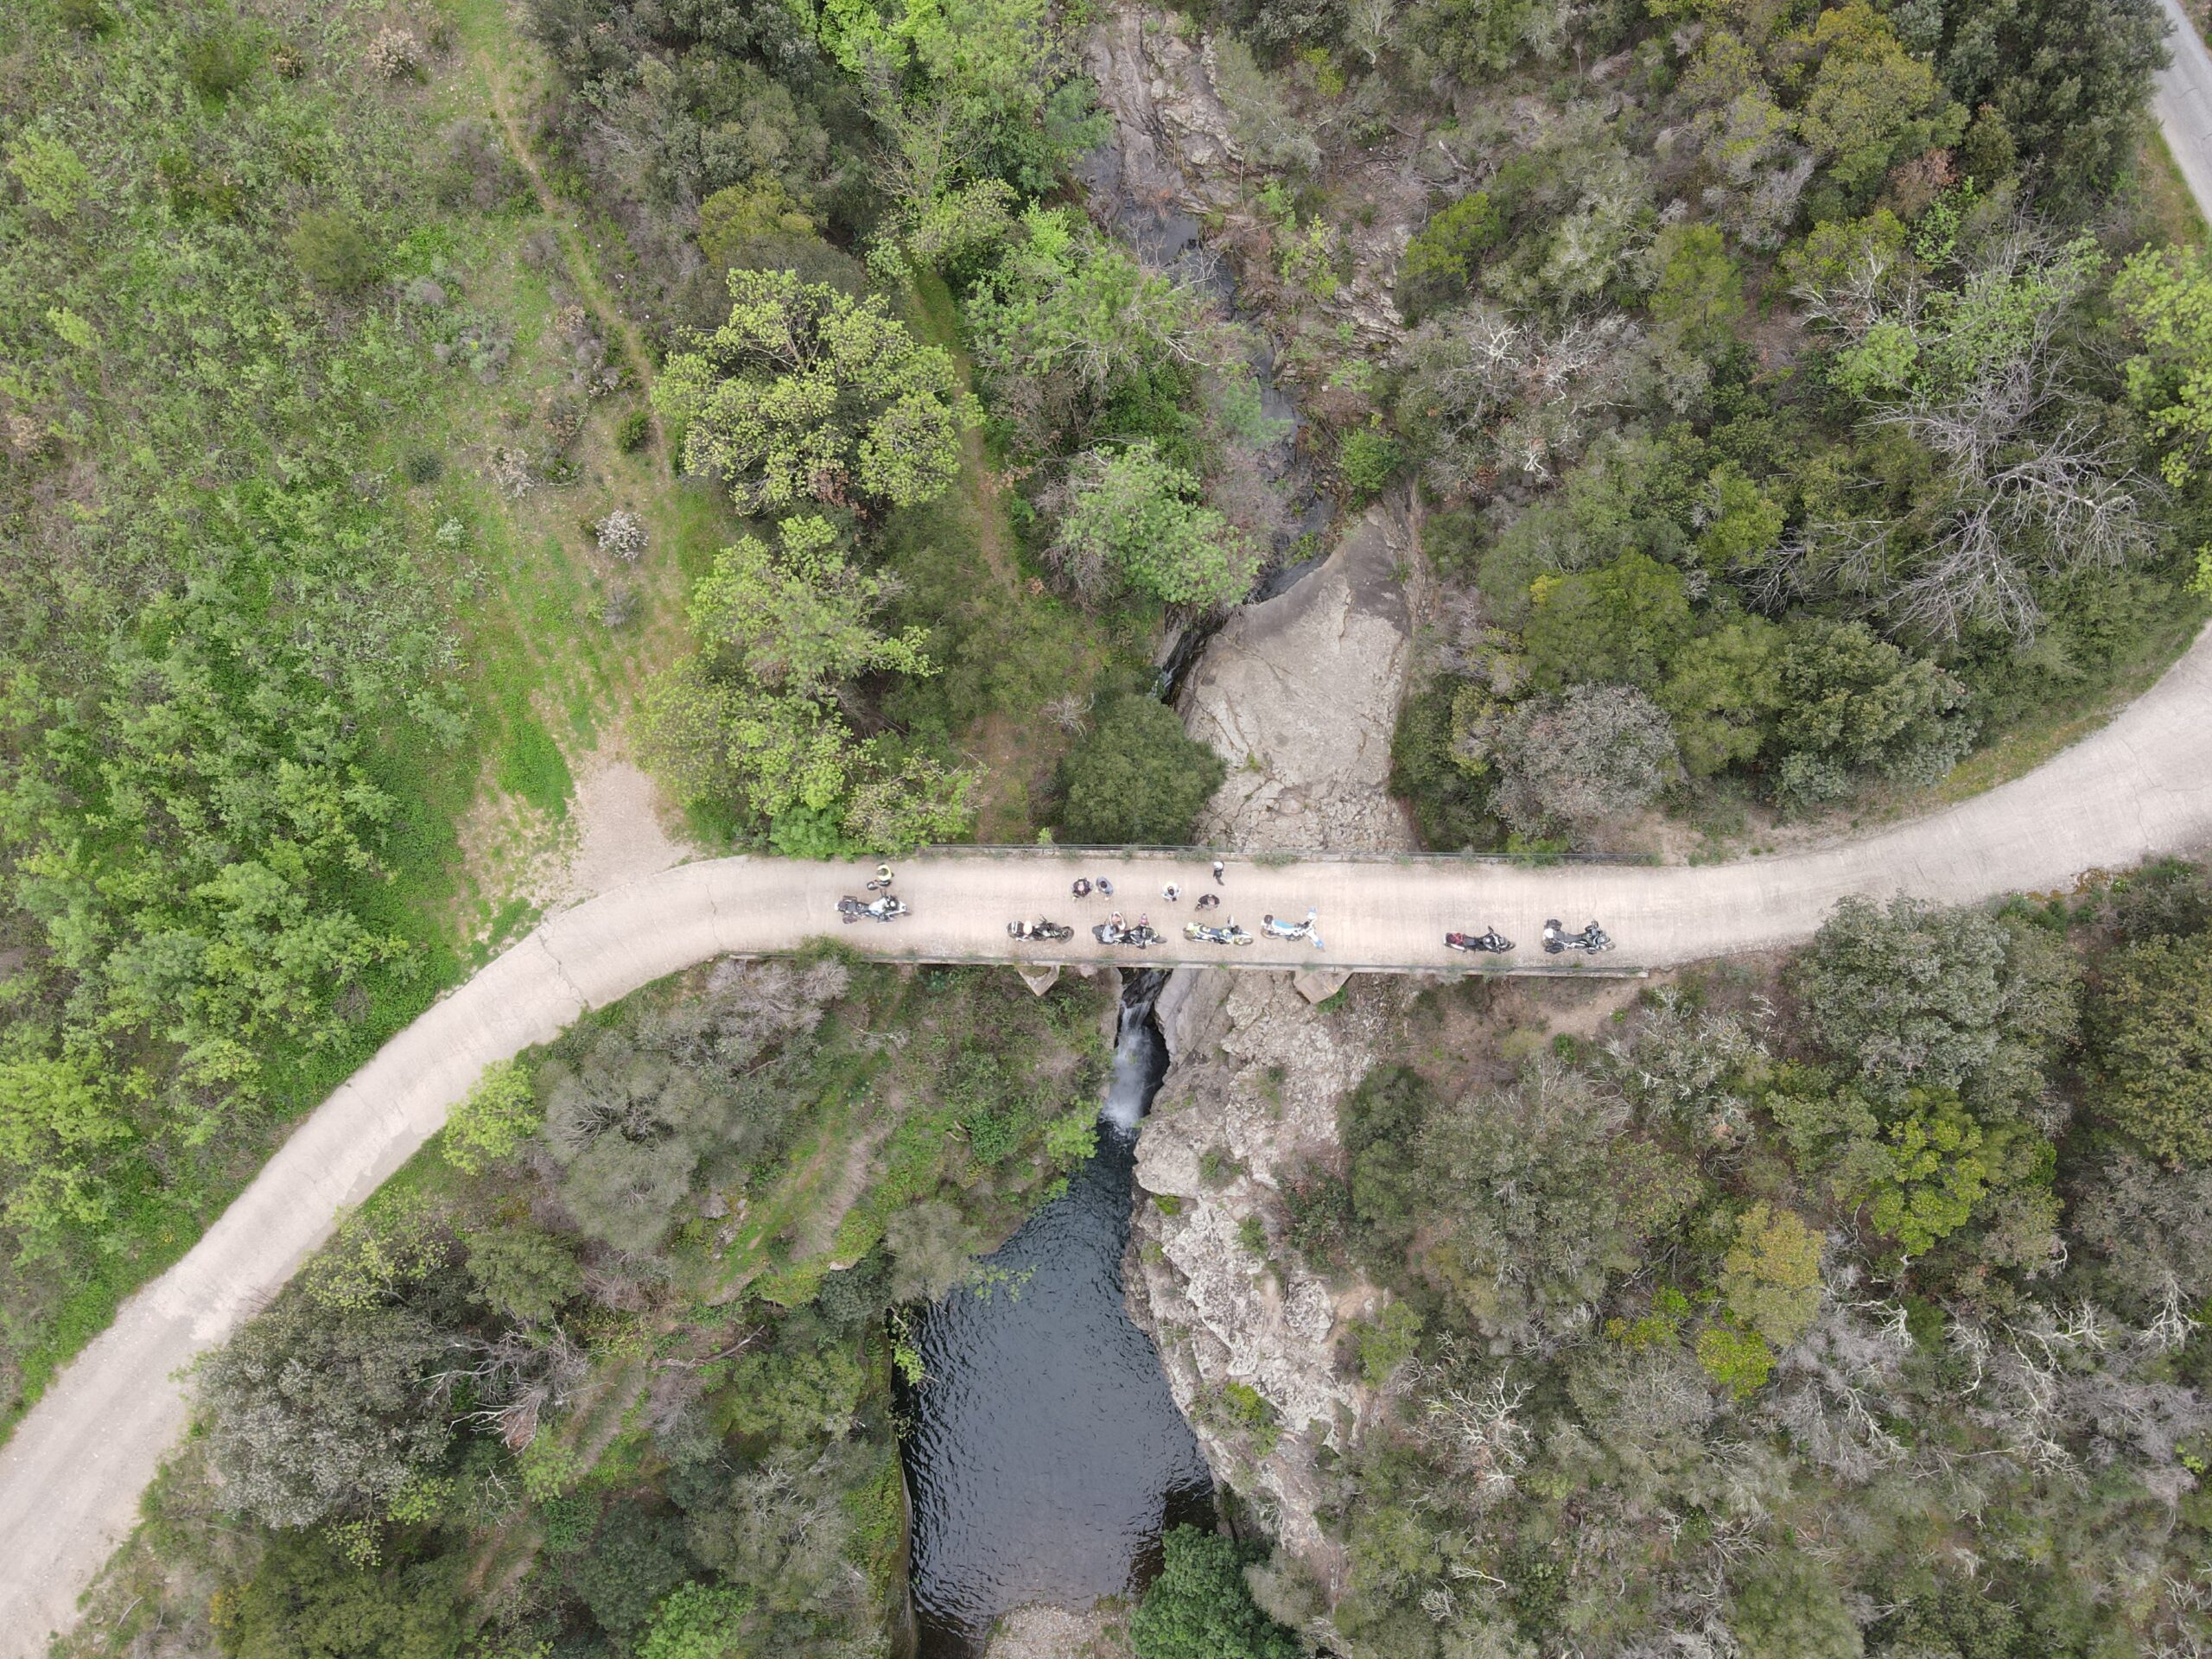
xmin=905 ymin=842 xmax=1662 ymax=868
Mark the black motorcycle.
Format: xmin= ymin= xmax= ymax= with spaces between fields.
xmin=1092 ymin=920 xmax=1160 ymax=949
xmin=1445 ymin=928 xmax=1514 ymax=954
xmin=1541 ymin=918 xmax=1611 ymax=954
xmin=1008 ymin=918 xmax=1074 ymax=942
xmin=838 ymin=894 xmax=909 ymax=924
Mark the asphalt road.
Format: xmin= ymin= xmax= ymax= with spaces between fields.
xmin=10 ymin=36 xmax=2212 ymax=1654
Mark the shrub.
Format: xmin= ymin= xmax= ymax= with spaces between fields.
xmin=616 ymin=408 xmax=653 ymax=452
xmin=444 ymin=1059 xmax=538 ymax=1174
xmin=1055 ymin=696 xmax=1226 ymax=845
xmin=1131 ymin=1526 xmax=1300 ymax=1659
xmin=289 ymin=211 xmax=380 ymax=292
xmin=1338 ymin=423 xmax=1405 ymax=504
xmin=184 ymin=30 xmax=254 ymax=98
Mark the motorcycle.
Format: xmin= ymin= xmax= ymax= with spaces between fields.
xmin=838 ymin=894 xmax=909 ymax=924
xmin=1541 ymin=918 xmax=1612 ymax=955
xmin=1008 ymin=918 xmax=1075 ymax=942
xmin=1092 ymin=920 xmax=1161 ymax=949
xmin=1261 ymin=908 xmax=1325 ymax=950
xmin=1183 ymin=920 xmax=1254 ymax=946
xmin=1445 ymin=928 xmax=1514 ymax=954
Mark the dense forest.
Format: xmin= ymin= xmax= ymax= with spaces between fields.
xmin=1176 ymin=861 xmax=2212 ymax=1659
xmin=10 ymin=0 xmax=2212 ymax=1652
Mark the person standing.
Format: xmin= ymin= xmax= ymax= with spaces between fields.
xmin=1211 ymin=859 xmax=1225 ymax=886
xmin=1163 ymin=882 xmax=1181 ymax=903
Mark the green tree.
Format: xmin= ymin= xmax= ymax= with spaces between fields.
xmin=1055 ymin=696 xmax=1226 ymax=845
xmin=2113 ymin=245 xmax=2212 ymax=488
xmin=1934 ymin=0 xmax=2165 ymax=212
xmin=968 ymin=207 xmax=1240 ymax=448
xmin=1488 ymin=684 xmax=1681 ymax=842
xmin=1522 ymin=552 xmax=1694 ymax=691
xmin=1131 ymin=1525 xmax=1300 ymax=1659
xmin=1796 ymin=894 xmax=2079 ymax=1108
xmin=1658 ymin=619 xmax=1783 ymax=776
xmin=1719 ymin=1201 xmax=1823 ymax=1348
xmin=690 ymin=517 xmax=932 ymax=698
xmin=1398 ymin=191 xmax=1503 ymax=315
xmin=1695 ymin=1322 xmax=1776 ymax=1398
xmin=2089 ymin=933 xmax=2212 ymax=1164
xmin=1649 ymin=221 xmax=1745 ymax=351
xmin=638 ymin=1583 xmax=754 ymax=1659
xmin=654 ymin=270 xmax=976 ymax=513
xmin=443 ymin=1059 xmax=537 ymax=1175
xmin=1867 ymin=1090 xmax=1994 ymax=1252
xmin=1730 ymin=1552 xmax=1866 ymax=1659
xmin=563 ymin=1503 xmax=699 ymax=1639
xmin=464 ymin=1222 xmax=582 ymax=1325
xmin=0 ymin=1037 xmax=130 ymax=1247
xmin=1794 ymin=2 xmax=1960 ymax=198
xmin=226 ymin=1534 xmax=463 ymax=1659
xmin=1771 ymin=617 xmax=1971 ymax=803
xmin=197 ymin=1294 xmax=450 ymax=1529
xmin=1053 ymin=442 xmax=1260 ymax=609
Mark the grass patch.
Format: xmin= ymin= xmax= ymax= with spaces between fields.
xmin=497 ymin=701 xmax=578 ymax=819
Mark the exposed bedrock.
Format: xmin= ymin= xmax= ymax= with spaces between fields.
xmin=1179 ymin=500 xmax=1422 ymax=854
xmin=1126 ymin=966 xmax=1398 ymax=1589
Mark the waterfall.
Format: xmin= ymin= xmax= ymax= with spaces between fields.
xmin=1100 ymin=969 xmax=1169 ymax=1133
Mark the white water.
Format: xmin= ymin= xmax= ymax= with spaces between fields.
xmin=1099 ymin=973 xmax=1166 ymax=1132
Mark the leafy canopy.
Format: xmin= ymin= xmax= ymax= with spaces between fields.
xmin=1131 ymin=1525 xmax=1300 ymax=1659
xmin=655 ymin=269 xmax=976 ymax=514
xmin=1055 ymin=442 xmax=1261 ymax=610
xmin=1056 ymin=696 xmax=1226 ymax=846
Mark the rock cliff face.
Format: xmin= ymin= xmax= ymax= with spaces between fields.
xmin=1126 ymin=967 xmax=1397 ymax=1588
xmin=1080 ymin=5 xmax=1241 ymax=226
xmin=1179 ymin=503 xmax=1421 ymax=854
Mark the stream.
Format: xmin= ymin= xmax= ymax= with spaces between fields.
xmin=899 ymin=972 xmax=1213 ymax=1656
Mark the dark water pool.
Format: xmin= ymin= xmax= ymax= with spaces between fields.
xmin=900 ymin=978 xmax=1213 ymax=1656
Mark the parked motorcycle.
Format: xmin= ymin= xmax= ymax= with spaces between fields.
xmin=1445 ymin=928 xmax=1514 ymax=954
xmin=1092 ymin=920 xmax=1160 ymax=948
xmin=1541 ymin=918 xmax=1612 ymax=954
xmin=1261 ymin=908 xmax=1325 ymax=950
xmin=838 ymin=894 xmax=909 ymax=924
xmin=1184 ymin=920 xmax=1254 ymax=946
xmin=1008 ymin=918 xmax=1075 ymax=942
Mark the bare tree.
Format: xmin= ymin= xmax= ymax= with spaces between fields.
xmin=1783 ymin=225 xmax=2155 ymax=641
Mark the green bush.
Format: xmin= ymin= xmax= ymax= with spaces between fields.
xmin=183 ymin=29 xmax=254 ymax=98
xmin=1131 ymin=1526 xmax=1300 ymax=1659
xmin=1055 ymin=696 xmax=1225 ymax=845
xmin=616 ymin=407 xmax=653 ymax=452
xmin=289 ymin=210 xmax=381 ymax=291
xmin=1338 ymin=423 xmax=1406 ymax=504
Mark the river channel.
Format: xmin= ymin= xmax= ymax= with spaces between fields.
xmin=899 ymin=973 xmax=1213 ymax=1656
